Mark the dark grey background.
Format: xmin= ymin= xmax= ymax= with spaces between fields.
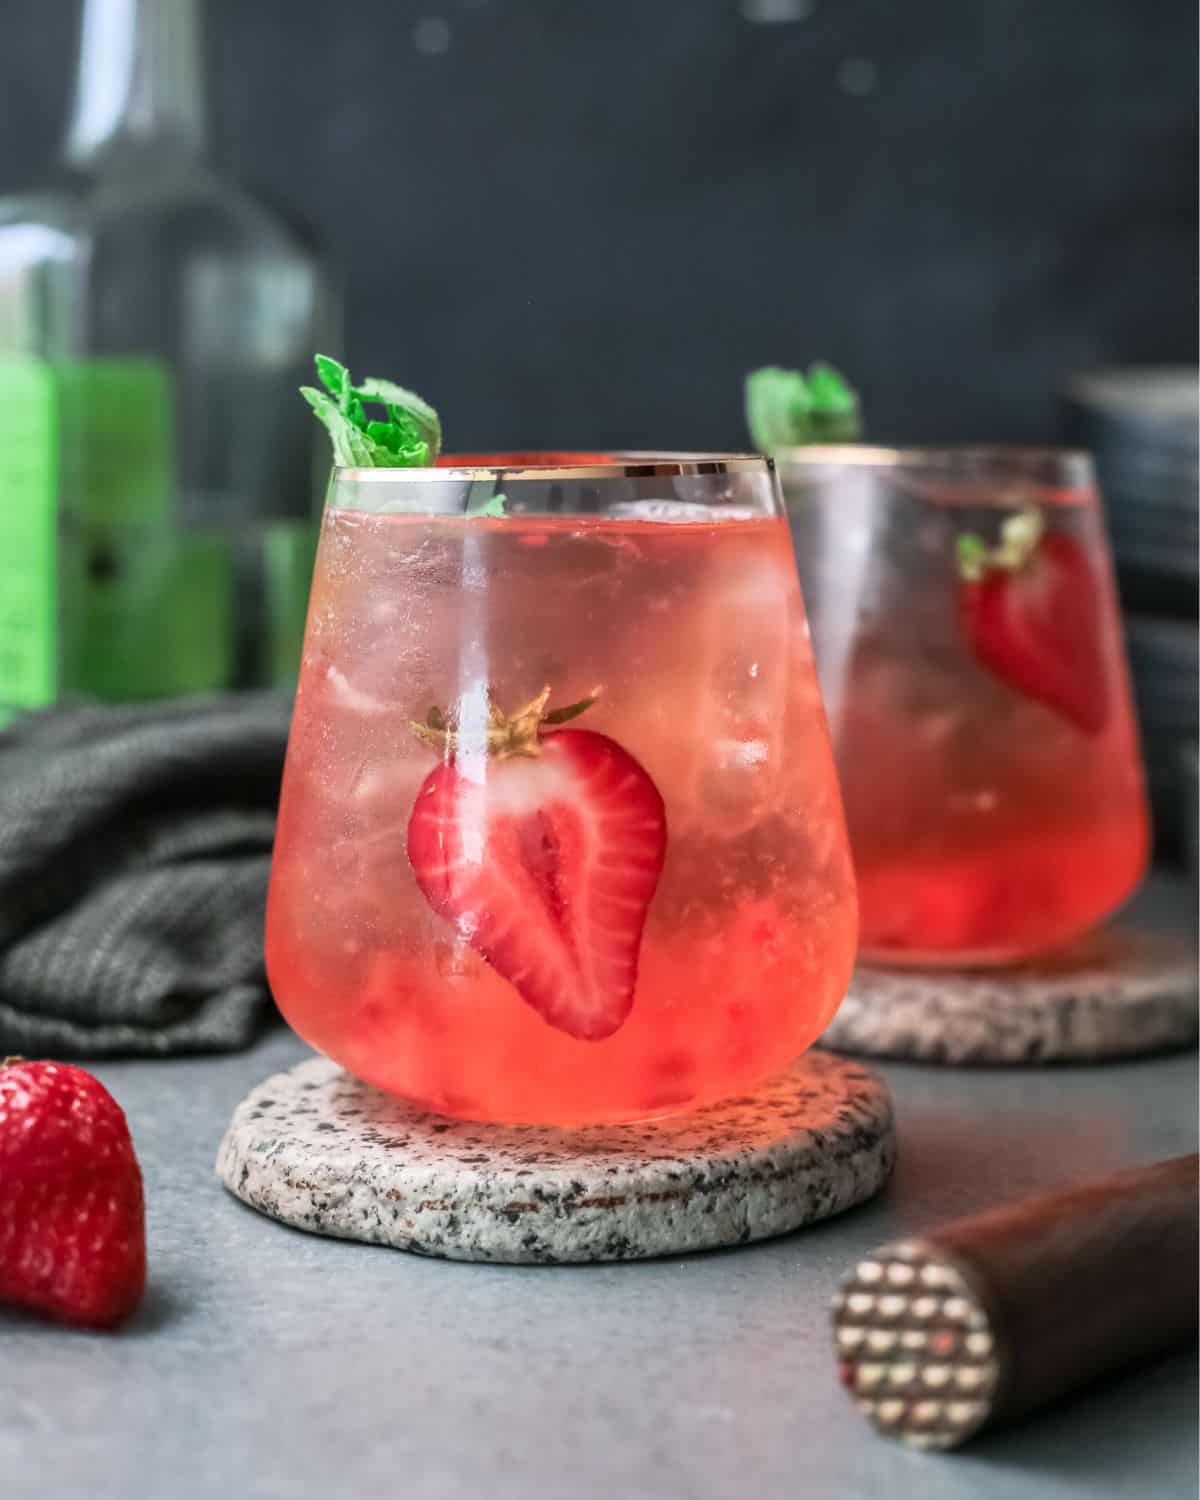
xmin=2 ymin=0 xmax=1196 ymax=449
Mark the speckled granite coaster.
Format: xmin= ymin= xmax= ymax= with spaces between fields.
xmin=216 ymin=1052 xmax=895 ymax=1263
xmin=820 ymin=930 xmax=1198 ymax=1065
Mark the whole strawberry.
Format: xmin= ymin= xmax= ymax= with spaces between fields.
xmin=0 ymin=1059 xmax=146 ymax=1329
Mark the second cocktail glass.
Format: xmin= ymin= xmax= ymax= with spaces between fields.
xmin=266 ymin=454 xmax=857 ymax=1125
xmin=779 ymin=446 xmax=1149 ymax=968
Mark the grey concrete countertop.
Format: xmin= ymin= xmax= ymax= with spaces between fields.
xmin=6 ymin=882 xmax=1197 ymax=1500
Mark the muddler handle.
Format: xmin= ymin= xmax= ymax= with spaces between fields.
xmin=832 ymin=1154 xmax=1198 ymax=1449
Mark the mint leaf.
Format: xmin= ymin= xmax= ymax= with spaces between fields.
xmin=303 ymin=354 xmax=442 ymax=467
xmin=466 ymin=492 xmax=507 ymax=518
xmin=300 ymin=387 xmax=376 ymax=467
xmin=314 ymin=355 xmax=350 ymax=404
xmin=355 ymin=377 xmax=442 ymax=457
xmin=366 ymin=416 xmax=429 ymax=465
xmin=808 ymin=362 xmax=861 ymax=441
xmin=745 ymin=362 xmax=861 ymax=449
xmin=807 ymin=363 xmax=857 ymax=416
xmin=745 ymin=366 xmax=812 ymax=452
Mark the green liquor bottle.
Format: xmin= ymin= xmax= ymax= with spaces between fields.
xmin=0 ymin=0 xmax=336 ymax=720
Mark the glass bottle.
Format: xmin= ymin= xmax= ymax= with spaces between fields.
xmin=0 ymin=0 xmax=335 ymax=719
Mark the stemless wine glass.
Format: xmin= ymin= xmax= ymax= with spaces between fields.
xmin=778 ymin=446 xmax=1150 ymax=968
xmin=266 ymin=454 xmax=858 ymax=1125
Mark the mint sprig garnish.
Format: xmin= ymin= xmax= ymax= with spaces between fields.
xmin=301 ymin=355 xmax=442 ymax=467
xmin=465 ymin=493 xmax=507 ymax=518
xmin=745 ymin=363 xmax=861 ymax=451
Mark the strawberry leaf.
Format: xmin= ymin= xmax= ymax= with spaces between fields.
xmin=957 ymin=533 xmax=987 ymax=582
xmin=957 ymin=510 xmax=1045 ymax=582
xmin=543 ymin=695 xmax=598 ymax=726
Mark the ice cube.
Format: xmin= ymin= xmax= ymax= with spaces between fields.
xmin=608 ymin=499 xmax=758 ymax=524
xmin=656 ymin=548 xmax=795 ymax=839
xmin=322 ymin=662 xmax=396 ymax=718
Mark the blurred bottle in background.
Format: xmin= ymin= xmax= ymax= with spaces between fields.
xmin=0 ymin=0 xmax=336 ymax=720
xmin=1061 ymin=368 xmax=1199 ymax=871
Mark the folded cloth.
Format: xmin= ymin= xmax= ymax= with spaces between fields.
xmin=0 ymin=693 xmax=292 ymax=1057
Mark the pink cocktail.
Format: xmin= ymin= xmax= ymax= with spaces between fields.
xmin=266 ymin=454 xmax=857 ymax=1124
xmin=780 ymin=446 xmax=1150 ymax=967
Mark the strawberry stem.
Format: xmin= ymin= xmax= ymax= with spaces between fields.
xmin=411 ymin=686 xmax=602 ymax=760
xmin=957 ymin=507 xmax=1044 ymax=582
xmin=957 ymin=534 xmax=988 ymax=583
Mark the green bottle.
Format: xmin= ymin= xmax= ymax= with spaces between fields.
xmin=0 ymin=0 xmax=335 ymax=722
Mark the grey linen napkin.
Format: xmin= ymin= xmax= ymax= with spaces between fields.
xmin=0 ymin=693 xmax=292 ymax=1057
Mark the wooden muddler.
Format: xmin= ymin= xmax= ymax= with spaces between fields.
xmin=832 ymin=1154 xmax=1198 ymax=1450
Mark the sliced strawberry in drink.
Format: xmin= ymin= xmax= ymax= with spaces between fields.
xmin=958 ymin=509 xmax=1109 ymax=735
xmin=406 ymin=689 xmax=667 ymax=1040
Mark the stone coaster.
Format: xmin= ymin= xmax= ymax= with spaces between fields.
xmin=820 ymin=929 xmax=1198 ymax=1065
xmin=216 ymin=1051 xmax=895 ymax=1264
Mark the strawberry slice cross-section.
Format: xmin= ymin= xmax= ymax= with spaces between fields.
xmin=406 ymin=688 xmax=667 ymax=1041
xmin=957 ymin=507 xmax=1110 ymax=735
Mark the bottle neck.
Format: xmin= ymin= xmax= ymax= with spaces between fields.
xmin=64 ymin=0 xmax=207 ymax=167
